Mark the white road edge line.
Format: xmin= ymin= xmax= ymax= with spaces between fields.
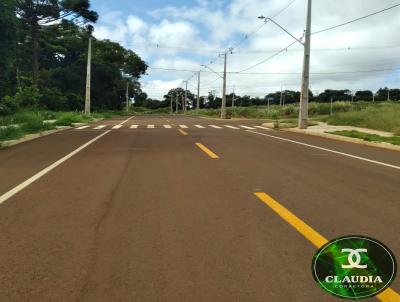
xmin=247 ymin=130 xmax=400 ymax=171
xmin=119 ymin=116 xmax=134 ymax=125
xmin=0 ymin=130 xmax=112 ymax=205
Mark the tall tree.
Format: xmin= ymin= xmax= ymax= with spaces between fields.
xmin=15 ymin=0 xmax=98 ymax=83
xmin=0 ymin=0 xmax=17 ymax=98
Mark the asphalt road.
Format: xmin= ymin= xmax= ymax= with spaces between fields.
xmin=0 ymin=114 xmax=399 ymax=302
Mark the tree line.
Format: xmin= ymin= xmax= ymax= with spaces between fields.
xmin=138 ymin=87 xmax=400 ymax=110
xmin=0 ymin=0 xmax=148 ymax=115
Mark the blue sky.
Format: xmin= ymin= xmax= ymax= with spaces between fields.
xmin=90 ymin=0 xmax=400 ymax=100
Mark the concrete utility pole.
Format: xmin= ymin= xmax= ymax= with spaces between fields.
xmin=197 ymin=71 xmax=201 ymax=110
xmin=84 ymin=37 xmax=92 ymax=115
xmin=126 ymin=81 xmax=129 ymax=113
xmin=181 ymin=93 xmax=184 ymax=113
xmin=298 ymin=0 xmax=312 ymax=129
xmin=330 ymin=97 xmax=333 ymax=115
xmin=387 ymin=88 xmax=391 ymax=101
xmin=221 ymin=52 xmax=228 ymax=119
xmin=184 ymin=81 xmax=188 ymax=113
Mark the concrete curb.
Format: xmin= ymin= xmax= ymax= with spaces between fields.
xmin=0 ymin=127 xmax=71 ymax=149
xmin=277 ymin=127 xmax=400 ymax=152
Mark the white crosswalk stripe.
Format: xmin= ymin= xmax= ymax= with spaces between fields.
xmin=74 ymin=124 xmax=266 ymax=131
xmin=254 ymin=126 xmax=271 ymax=130
xmin=239 ymin=125 xmax=256 ymax=130
xmin=76 ymin=125 xmax=89 ymax=130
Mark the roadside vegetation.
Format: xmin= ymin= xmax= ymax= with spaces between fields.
xmin=0 ymin=110 xmax=124 ymax=143
xmin=185 ymin=102 xmax=400 ymax=134
xmin=323 ymin=103 xmax=400 ymax=134
xmin=327 ymin=130 xmax=400 ymax=146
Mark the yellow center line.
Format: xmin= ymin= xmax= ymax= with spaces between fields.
xmin=195 ymin=143 xmax=219 ymax=159
xmin=178 ymin=129 xmax=188 ymax=136
xmin=253 ymin=192 xmax=400 ymax=302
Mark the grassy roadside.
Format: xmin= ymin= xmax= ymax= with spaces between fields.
xmin=185 ymin=102 xmax=400 ymax=133
xmin=322 ymin=103 xmax=400 ymax=135
xmin=0 ymin=110 xmax=124 ymax=143
xmin=327 ymin=130 xmax=400 ymax=146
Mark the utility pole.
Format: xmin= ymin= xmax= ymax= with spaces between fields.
xmin=280 ymin=86 xmax=283 ymax=106
xmin=221 ymin=52 xmax=228 ymax=119
xmin=84 ymin=37 xmax=92 ymax=115
xmin=197 ymin=71 xmax=201 ymax=110
xmin=126 ymin=81 xmax=129 ymax=113
xmin=181 ymin=93 xmax=184 ymax=113
xmin=298 ymin=0 xmax=312 ymax=129
xmin=387 ymin=88 xmax=391 ymax=101
xmin=184 ymin=81 xmax=188 ymax=113
xmin=330 ymin=97 xmax=333 ymax=115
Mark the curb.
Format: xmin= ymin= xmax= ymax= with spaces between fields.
xmin=278 ymin=127 xmax=400 ymax=152
xmin=0 ymin=127 xmax=71 ymax=149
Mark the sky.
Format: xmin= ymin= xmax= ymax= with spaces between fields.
xmin=90 ymin=0 xmax=400 ymax=100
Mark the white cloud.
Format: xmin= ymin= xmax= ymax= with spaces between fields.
xmin=94 ymin=0 xmax=400 ymax=100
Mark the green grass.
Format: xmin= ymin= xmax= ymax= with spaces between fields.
xmin=185 ymin=102 xmax=366 ymax=120
xmin=54 ymin=112 xmax=93 ymax=126
xmin=327 ymin=130 xmax=400 ymax=146
xmin=0 ymin=110 xmax=125 ymax=142
xmin=325 ymin=103 xmax=400 ymax=134
xmin=0 ymin=126 xmax=24 ymax=141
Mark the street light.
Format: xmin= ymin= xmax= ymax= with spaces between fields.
xmin=121 ymin=71 xmax=131 ymax=113
xmin=258 ymin=0 xmax=312 ymax=129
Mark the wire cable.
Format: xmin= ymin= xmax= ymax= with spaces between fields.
xmin=312 ymin=3 xmax=400 ymax=35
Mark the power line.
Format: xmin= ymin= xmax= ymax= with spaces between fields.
xmin=148 ymin=65 xmax=400 ymax=75
xmin=312 ymin=3 xmax=400 ymax=35
xmin=237 ymin=39 xmax=300 ymax=73
xmin=234 ymin=3 xmax=400 ymax=74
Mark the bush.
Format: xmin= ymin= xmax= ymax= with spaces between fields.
xmin=54 ymin=112 xmax=91 ymax=126
xmin=0 ymin=95 xmax=19 ymax=115
xmin=0 ymin=126 xmax=23 ymax=141
xmin=14 ymin=86 xmax=41 ymax=109
xmin=40 ymin=87 xmax=68 ymax=110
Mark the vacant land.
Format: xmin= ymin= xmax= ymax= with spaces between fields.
xmin=186 ymin=102 xmax=400 ymax=134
